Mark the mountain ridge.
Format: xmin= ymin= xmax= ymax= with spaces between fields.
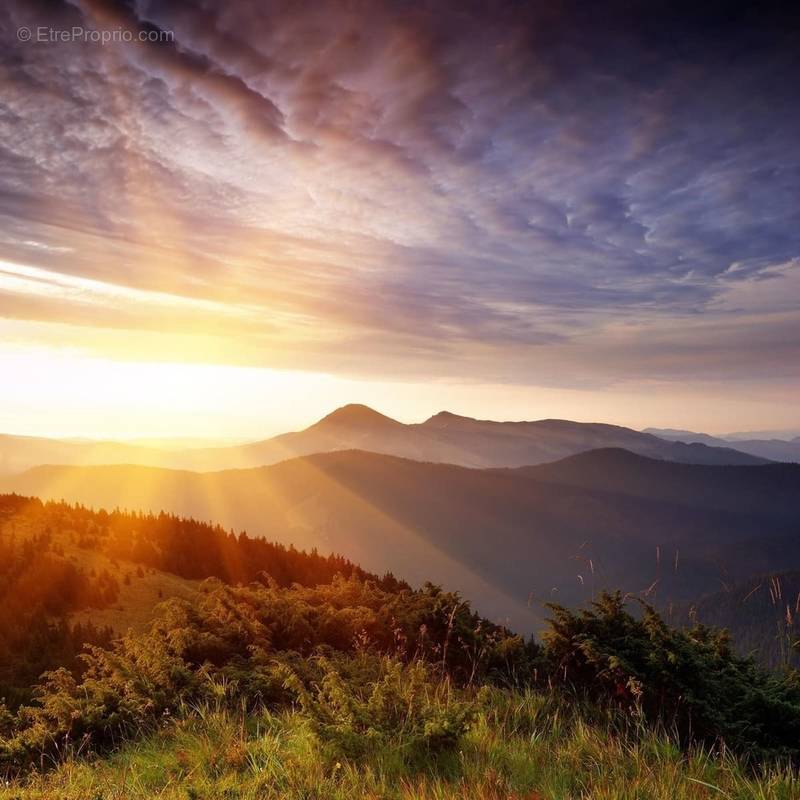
xmin=0 ymin=406 xmax=770 ymax=476
xmin=197 ymin=407 xmax=771 ymax=468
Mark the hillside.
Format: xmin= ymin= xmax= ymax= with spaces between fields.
xmin=672 ymin=571 xmax=800 ymax=669
xmin=3 ymin=573 xmax=800 ymax=798
xmin=0 ymin=494 xmax=395 ymax=705
xmin=0 ymin=406 xmax=767 ymax=475
xmin=516 ymin=448 xmax=799 ymax=519
xmin=2 ymin=491 xmax=800 ymax=797
xmin=4 ymin=450 xmax=798 ymax=634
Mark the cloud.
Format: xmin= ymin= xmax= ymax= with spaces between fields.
xmin=0 ymin=0 xmax=798 ymax=389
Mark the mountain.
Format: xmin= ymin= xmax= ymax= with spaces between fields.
xmin=0 ymin=406 xmax=767 ymax=476
xmin=646 ymin=427 xmax=800 ymax=463
xmin=4 ymin=449 xmax=798 ymax=634
xmin=183 ymin=406 xmax=770 ymax=469
xmin=233 ymin=404 xmax=485 ymax=467
xmin=413 ymin=412 xmax=767 ymax=466
xmin=516 ymin=448 xmax=798 ymax=519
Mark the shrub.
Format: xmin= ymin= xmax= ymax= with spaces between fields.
xmin=280 ymin=654 xmax=479 ymax=761
xmin=0 ymin=577 xmax=521 ymax=769
xmin=5 ymin=583 xmax=800 ymax=772
xmin=544 ymin=591 xmax=800 ymax=761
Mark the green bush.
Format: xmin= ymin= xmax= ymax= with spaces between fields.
xmin=4 ymin=583 xmax=800 ymax=772
xmin=280 ymin=654 xmax=478 ymax=761
xmin=0 ymin=577 xmax=524 ymax=769
xmin=544 ymin=591 xmax=800 ymax=761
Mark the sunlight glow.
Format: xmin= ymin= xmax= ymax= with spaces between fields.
xmin=3 ymin=341 xmax=795 ymax=441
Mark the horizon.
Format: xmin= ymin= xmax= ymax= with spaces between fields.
xmin=2 ymin=397 xmax=799 ymax=444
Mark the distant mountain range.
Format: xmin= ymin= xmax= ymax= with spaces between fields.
xmin=0 ymin=405 xmax=770 ymax=475
xmin=645 ymin=428 xmax=800 ymax=463
xmin=4 ymin=448 xmax=798 ymax=633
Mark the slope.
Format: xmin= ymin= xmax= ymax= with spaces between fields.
xmin=671 ymin=570 xmax=800 ymax=668
xmin=4 ymin=450 xmax=798 ymax=634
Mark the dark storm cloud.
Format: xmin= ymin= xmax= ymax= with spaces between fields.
xmin=0 ymin=0 xmax=798 ymax=385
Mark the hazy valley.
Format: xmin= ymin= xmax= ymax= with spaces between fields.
xmin=2 ymin=407 xmax=798 ymax=638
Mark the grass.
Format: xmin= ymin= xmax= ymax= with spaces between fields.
xmin=3 ymin=690 xmax=798 ymax=800
xmin=68 ymin=566 xmax=198 ymax=634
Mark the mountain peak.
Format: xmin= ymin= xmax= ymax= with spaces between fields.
xmin=315 ymin=404 xmax=401 ymax=428
xmin=423 ymin=410 xmax=475 ymax=428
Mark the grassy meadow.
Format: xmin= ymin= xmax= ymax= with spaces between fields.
xmin=3 ymin=691 xmax=798 ymax=800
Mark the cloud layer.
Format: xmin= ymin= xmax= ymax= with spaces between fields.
xmin=0 ymin=0 xmax=798 ymax=391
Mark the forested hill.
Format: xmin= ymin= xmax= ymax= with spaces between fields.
xmin=0 ymin=494 xmax=403 ymax=706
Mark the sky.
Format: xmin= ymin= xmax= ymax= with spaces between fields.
xmin=0 ymin=0 xmax=798 ymax=439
